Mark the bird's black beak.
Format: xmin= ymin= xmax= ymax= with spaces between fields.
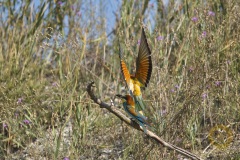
xmin=115 ymin=94 xmax=126 ymax=100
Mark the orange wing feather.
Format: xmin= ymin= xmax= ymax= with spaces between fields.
xmin=135 ymin=28 xmax=152 ymax=88
xmin=120 ymin=60 xmax=131 ymax=87
xmin=118 ymin=39 xmax=133 ymax=93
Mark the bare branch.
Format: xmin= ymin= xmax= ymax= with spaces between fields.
xmin=87 ymin=82 xmax=203 ymax=160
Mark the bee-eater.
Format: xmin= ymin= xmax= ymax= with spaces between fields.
xmin=116 ymin=94 xmax=150 ymax=133
xmin=118 ymin=28 xmax=152 ymax=115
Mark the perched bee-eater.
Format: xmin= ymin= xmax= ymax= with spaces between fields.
xmin=116 ymin=94 xmax=150 ymax=133
xmin=118 ymin=28 xmax=152 ymax=115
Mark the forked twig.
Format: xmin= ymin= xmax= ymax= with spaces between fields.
xmin=87 ymin=82 xmax=202 ymax=160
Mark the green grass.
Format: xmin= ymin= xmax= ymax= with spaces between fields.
xmin=0 ymin=0 xmax=240 ymax=159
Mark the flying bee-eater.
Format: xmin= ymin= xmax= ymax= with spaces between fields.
xmin=118 ymin=28 xmax=152 ymax=115
xmin=116 ymin=94 xmax=150 ymax=133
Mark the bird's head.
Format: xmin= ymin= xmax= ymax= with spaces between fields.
xmin=116 ymin=94 xmax=135 ymax=106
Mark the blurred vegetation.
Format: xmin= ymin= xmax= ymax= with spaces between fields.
xmin=0 ymin=0 xmax=240 ymax=159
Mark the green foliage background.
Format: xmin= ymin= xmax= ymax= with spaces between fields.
xmin=0 ymin=0 xmax=239 ymax=159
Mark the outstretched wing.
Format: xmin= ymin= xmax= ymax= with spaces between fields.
xmin=118 ymin=39 xmax=134 ymax=94
xmin=135 ymin=28 xmax=152 ymax=88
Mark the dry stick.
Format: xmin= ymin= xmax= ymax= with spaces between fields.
xmin=87 ymin=82 xmax=203 ymax=160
